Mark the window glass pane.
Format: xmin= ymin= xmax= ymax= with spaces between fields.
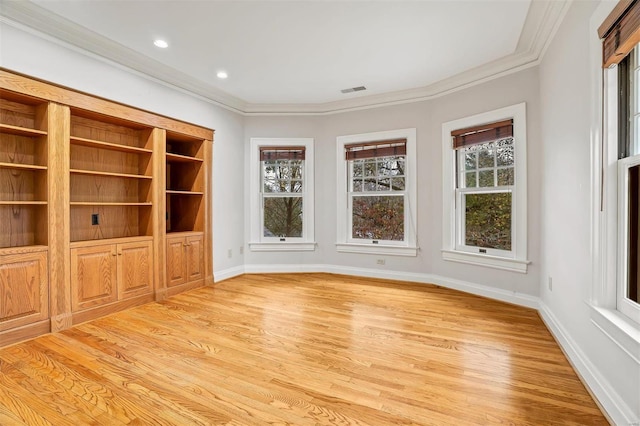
xmin=291 ymin=180 xmax=303 ymax=193
xmin=465 ymin=152 xmax=476 ymax=171
xmin=353 ymin=179 xmax=363 ymax=192
xmin=464 ymin=192 xmax=511 ymax=250
xmin=478 ymin=170 xmax=494 ymax=187
xmin=627 ymin=164 xmax=640 ymax=303
xmin=263 ymin=179 xmax=279 ymax=193
xmin=276 ymin=160 xmax=290 ymax=179
xmin=478 ymin=146 xmax=494 ymax=168
xmin=378 ymin=158 xmax=393 ymax=176
xmin=364 ymin=159 xmax=376 ymax=176
xmin=263 ymin=197 xmax=303 ymax=237
xmin=465 ymin=172 xmax=477 ymax=188
xmin=496 ymin=139 xmax=514 ymax=166
xmin=395 ymin=159 xmax=405 ymax=176
xmin=378 ymin=178 xmax=391 ymax=191
xmin=364 ymin=178 xmax=377 ymax=191
xmin=263 ymin=161 xmax=278 ymax=180
xmin=497 ymin=168 xmax=514 ymax=186
xmin=352 ymin=161 xmax=363 ymax=178
xmin=290 ymin=160 xmax=303 ymax=179
xmin=391 ymin=177 xmax=405 ymax=191
xmin=352 ymin=196 xmax=404 ymax=241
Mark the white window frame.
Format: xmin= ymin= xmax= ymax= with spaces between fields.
xmin=249 ymin=138 xmax=315 ymax=252
xmin=336 ymin=128 xmax=418 ymax=257
xmin=588 ymin=1 xmax=640 ymax=357
xmin=441 ymin=103 xmax=529 ymax=273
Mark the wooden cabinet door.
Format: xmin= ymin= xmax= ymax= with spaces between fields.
xmin=117 ymin=240 xmax=153 ymax=300
xmin=0 ymin=250 xmax=48 ymax=332
xmin=71 ymin=244 xmax=117 ymax=312
xmin=166 ymin=236 xmax=186 ymax=288
xmin=186 ymin=234 xmax=204 ymax=282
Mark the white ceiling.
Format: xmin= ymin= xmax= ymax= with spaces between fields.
xmin=1 ymin=1 xmax=569 ymax=114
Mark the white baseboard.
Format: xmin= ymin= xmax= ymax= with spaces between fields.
xmin=226 ymin=263 xmax=539 ymax=309
xmin=538 ymin=303 xmax=638 ymax=425
xmin=213 ymin=265 xmax=245 ymax=282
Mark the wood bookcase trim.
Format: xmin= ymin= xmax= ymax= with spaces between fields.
xmin=0 ymin=201 xmax=47 ymax=205
xmin=70 ymin=202 xmax=153 ymax=206
xmin=0 ymin=69 xmax=214 ymax=140
xmin=165 ymin=231 xmax=204 ymax=237
xmin=0 ymin=123 xmax=47 ymax=137
xmin=166 ymin=152 xmax=204 ymax=163
xmin=70 ymin=136 xmax=153 ymax=154
xmin=69 ymin=235 xmax=153 ymax=249
xmin=70 ymin=168 xmax=153 ymax=180
xmin=0 ymin=245 xmax=48 ymax=256
xmin=0 ymin=162 xmax=47 ymax=171
xmin=166 ymin=190 xmax=204 ymax=195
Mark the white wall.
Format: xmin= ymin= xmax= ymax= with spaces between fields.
xmin=0 ymin=21 xmax=246 ymax=273
xmin=539 ymin=0 xmax=640 ymax=423
xmin=244 ymin=67 xmax=542 ymax=300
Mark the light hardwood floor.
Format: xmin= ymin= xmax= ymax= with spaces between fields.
xmin=0 ymin=273 xmax=607 ymax=425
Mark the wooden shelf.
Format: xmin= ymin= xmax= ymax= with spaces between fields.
xmin=0 ymin=123 xmax=47 ymax=137
xmin=70 ymin=136 xmax=152 ymax=154
xmin=0 ymin=162 xmax=47 ymax=171
xmin=0 ymin=201 xmax=47 ymax=205
xmin=166 ymin=190 xmax=204 ymax=196
xmin=70 ymin=202 xmax=152 ymax=206
xmin=70 ymin=169 xmax=153 ymax=180
xmin=166 ymin=152 xmax=203 ymax=163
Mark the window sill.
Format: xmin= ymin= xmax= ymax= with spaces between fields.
xmin=249 ymin=242 xmax=316 ymax=252
xmin=336 ymin=243 xmax=418 ymax=257
xmin=441 ymin=249 xmax=529 ymax=273
xmin=590 ymin=305 xmax=640 ymax=363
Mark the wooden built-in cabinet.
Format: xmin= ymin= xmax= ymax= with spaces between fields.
xmin=71 ymin=238 xmax=153 ymax=321
xmin=0 ymin=70 xmax=213 ymax=346
xmin=166 ymin=233 xmax=204 ymax=294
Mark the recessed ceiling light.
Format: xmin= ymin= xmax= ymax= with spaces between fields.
xmin=153 ymin=39 xmax=168 ymax=49
xmin=217 ymin=71 xmax=228 ymax=79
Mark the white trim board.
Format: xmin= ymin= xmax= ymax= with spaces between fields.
xmin=215 ymin=264 xmax=538 ymax=308
xmin=538 ymin=303 xmax=638 ymax=426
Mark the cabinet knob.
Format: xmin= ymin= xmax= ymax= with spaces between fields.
xmin=111 ymin=252 xmax=117 ymax=256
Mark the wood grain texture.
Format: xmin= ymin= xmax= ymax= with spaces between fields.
xmin=70 ymin=244 xmax=118 ymax=312
xmin=117 ymin=240 xmax=153 ymax=300
xmin=48 ymin=102 xmax=71 ymax=332
xmin=0 ymin=273 xmax=607 ymax=425
xmin=0 ymin=250 xmax=48 ymax=332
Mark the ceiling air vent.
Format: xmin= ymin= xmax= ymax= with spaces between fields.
xmin=341 ymin=86 xmax=366 ymax=94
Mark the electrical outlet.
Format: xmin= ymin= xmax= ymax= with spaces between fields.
xmin=548 ymin=276 xmax=553 ymax=291
xmin=239 ymin=246 xmax=244 ymax=255
xmin=91 ymin=214 xmax=99 ymax=225
xmin=376 ymin=259 xmax=385 ymax=265
xmin=227 ymin=249 xmax=232 ymax=258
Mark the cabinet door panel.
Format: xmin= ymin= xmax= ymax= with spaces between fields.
xmin=186 ymin=234 xmax=204 ymax=282
xmin=118 ymin=240 xmax=153 ymax=299
xmin=0 ymin=251 xmax=48 ymax=332
xmin=71 ymin=245 xmax=117 ymax=312
xmin=166 ymin=237 xmax=186 ymax=287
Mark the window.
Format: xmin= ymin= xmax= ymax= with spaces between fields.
xmin=336 ymin=128 xmax=417 ymax=256
xmin=442 ymin=103 xmax=528 ymax=273
xmin=610 ymin=45 xmax=640 ymax=322
xmin=249 ymin=138 xmax=315 ymax=251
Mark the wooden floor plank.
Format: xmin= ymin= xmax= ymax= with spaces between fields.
xmin=0 ymin=273 xmax=607 ymax=425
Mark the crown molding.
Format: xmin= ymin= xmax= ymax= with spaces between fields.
xmin=0 ymin=0 xmax=571 ymax=116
